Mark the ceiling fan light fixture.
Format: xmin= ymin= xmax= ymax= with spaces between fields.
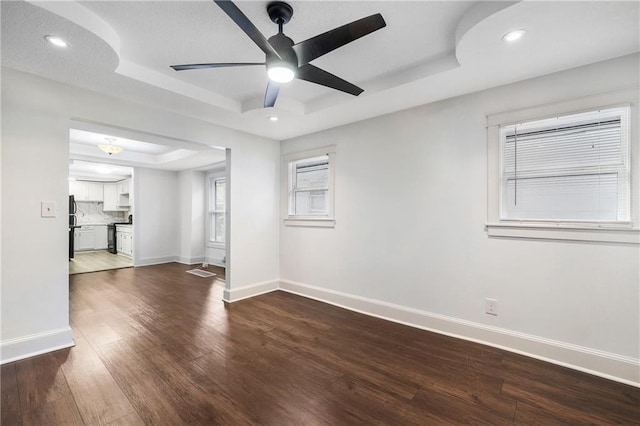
xmin=267 ymin=61 xmax=295 ymax=83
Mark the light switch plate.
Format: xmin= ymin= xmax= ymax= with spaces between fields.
xmin=41 ymin=201 xmax=57 ymax=218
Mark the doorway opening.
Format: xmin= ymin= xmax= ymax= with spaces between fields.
xmin=68 ymin=121 xmax=228 ymax=278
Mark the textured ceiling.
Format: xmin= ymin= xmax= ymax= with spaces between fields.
xmin=2 ymin=1 xmax=639 ymax=141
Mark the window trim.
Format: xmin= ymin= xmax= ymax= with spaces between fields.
xmin=486 ymin=89 xmax=639 ymax=244
xmin=206 ymin=172 xmax=226 ymax=248
xmin=283 ymin=145 xmax=336 ymax=228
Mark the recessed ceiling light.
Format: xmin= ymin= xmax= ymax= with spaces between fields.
xmin=502 ymin=29 xmax=526 ymax=43
xmin=269 ymin=116 xmax=279 ymax=122
xmin=44 ymin=35 xmax=69 ymax=48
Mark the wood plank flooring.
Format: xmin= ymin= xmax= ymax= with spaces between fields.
xmin=69 ymin=251 xmax=133 ymax=275
xmin=2 ymin=262 xmax=639 ymax=425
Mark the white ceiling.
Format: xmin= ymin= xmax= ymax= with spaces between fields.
xmin=68 ymin=121 xmax=226 ymax=174
xmin=69 ymin=160 xmax=133 ymax=182
xmin=2 ymin=1 xmax=639 ymax=141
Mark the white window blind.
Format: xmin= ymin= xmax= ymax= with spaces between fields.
xmin=290 ymin=155 xmax=329 ymax=216
xmin=208 ymin=177 xmax=226 ymax=243
xmin=500 ymin=106 xmax=630 ymax=222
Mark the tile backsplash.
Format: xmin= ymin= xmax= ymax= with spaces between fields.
xmin=76 ymin=202 xmax=127 ymax=224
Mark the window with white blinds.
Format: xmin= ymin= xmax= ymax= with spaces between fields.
xmin=290 ymin=155 xmax=329 ymax=216
xmin=284 ymin=146 xmax=336 ymax=227
xmin=500 ymin=106 xmax=630 ymax=222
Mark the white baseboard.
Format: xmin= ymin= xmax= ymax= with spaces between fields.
xmin=279 ymin=279 xmax=640 ymax=387
xmin=223 ymin=279 xmax=279 ymax=303
xmin=135 ymin=255 xmax=177 ymax=267
xmin=1 ymin=327 xmax=75 ymax=364
xmin=176 ymin=256 xmax=205 ymax=265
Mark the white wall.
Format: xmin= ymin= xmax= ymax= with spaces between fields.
xmin=1 ymin=79 xmax=74 ymax=361
xmin=134 ymin=168 xmax=180 ymax=266
xmin=1 ymin=68 xmax=280 ymax=362
xmin=280 ymin=54 xmax=640 ymax=384
xmin=177 ymin=170 xmax=206 ymax=265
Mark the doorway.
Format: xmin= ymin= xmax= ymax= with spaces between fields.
xmin=68 ymin=121 xmax=228 ymax=277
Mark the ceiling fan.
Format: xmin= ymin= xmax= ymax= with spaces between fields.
xmin=170 ymin=0 xmax=386 ymax=108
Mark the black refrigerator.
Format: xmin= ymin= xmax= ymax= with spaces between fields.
xmin=69 ymin=195 xmax=81 ymax=259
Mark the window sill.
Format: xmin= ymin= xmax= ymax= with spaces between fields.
xmin=207 ymin=242 xmax=226 ymax=249
xmin=486 ymin=223 xmax=639 ymax=244
xmin=284 ymin=217 xmax=336 ymax=228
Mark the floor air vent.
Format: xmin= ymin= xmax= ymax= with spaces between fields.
xmin=186 ymin=269 xmax=217 ymax=278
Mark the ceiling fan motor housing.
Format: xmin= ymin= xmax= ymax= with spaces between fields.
xmin=267 ymin=1 xmax=293 ymax=25
xmin=267 ymin=33 xmax=298 ymax=67
xmin=266 ymin=2 xmax=297 ymax=68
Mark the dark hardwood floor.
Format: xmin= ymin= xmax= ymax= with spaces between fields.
xmin=2 ymin=262 xmax=639 ymax=425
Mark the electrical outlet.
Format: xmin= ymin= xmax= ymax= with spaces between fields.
xmin=485 ymin=298 xmax=498 ymax=316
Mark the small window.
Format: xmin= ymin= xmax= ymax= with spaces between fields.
xmin=291 ymin=156 xmax=329 ymax=216
xmin=284 ymin=146 xmax=336 ymax=227
xmin=499 ymin=107 xmax=630 ymax=223
xmin=208 ymin=176 xmax=226 ymax=244
xmin=487 ymin=92 xmax=639 ymax=244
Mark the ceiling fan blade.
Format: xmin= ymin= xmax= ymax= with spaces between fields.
xmin=292 ymin=14 xmax=386 ymax=65
xmin=297 ymin=64 xmax=363 ymax=96
xmin=214 ymin=0 xmax=280 ymax=59
xmin=170 ymin=62 xmax=264 ymax=71
xmin=264 ymin=81 xmax=280 ymax=108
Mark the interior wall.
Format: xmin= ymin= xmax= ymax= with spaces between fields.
xmin=134 ymin=167 xmax=180 ymax=266
xmin=280 ymin=54 xmax=640 ymax=380
xmin=177 ymin=170 xmax=206 ymax=265
xmin=1 ymin=79 xmax=72 ymax=358
xmin=0 ymin=67 xmax=280 ymax=362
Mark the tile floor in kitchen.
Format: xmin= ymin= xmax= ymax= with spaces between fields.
xmin=69 ymin=250 xmax=133 ymax=275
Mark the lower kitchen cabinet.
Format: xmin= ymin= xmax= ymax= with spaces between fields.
xmin=94 ymin=225 xmax=108 ymax=250
xmin=116 ymin=226 xmax=133 ymax=257
xmin=74 ymin=227 xmax=94 ymax=251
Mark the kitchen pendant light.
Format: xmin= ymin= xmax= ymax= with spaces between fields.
xmin=98 ymin=137 xmax=123 ymax=155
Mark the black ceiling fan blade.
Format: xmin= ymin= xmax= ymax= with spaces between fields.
xmin=214 ymin=0 xmax=280 ymax=59
xmin=264 ymin=81 xmax=280 ymax=107
xmin=297 ymin=64 xmax=363 ymax=96
xmin=292 ymin=14 xmax=386 ymax=65
xmin=171 ymin=62 xmax=265 ymax=71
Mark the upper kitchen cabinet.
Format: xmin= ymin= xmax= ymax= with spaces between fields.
xmin=103 ymin=184 xmax=128 ymax=211
xmin=69 ymin=181 xmax=104 ymax=202
xmin=117 ymin=178 xmax=132 ymax=207
xmin=118 ymin=179 xmax=130 ymax=195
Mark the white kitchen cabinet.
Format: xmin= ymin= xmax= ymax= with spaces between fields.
xmin=74 ymin=226 xmax=95 ymax=251
xmin=87 ymin=183 xmax=104 ymax=202
xmin=117 ymin=179 xmax=130 ymax=195
xmin=94 ymin=225 xmax=108 ymax=250
xmin=69 ymin=181 xmax=88 ymax=201
xmin=103 ymin=184 xmax=127 ymax=211
xmin=117 ymin=179 xmax=132 ymax=207
xmin=70 ymin=181 xmax=104 ymax=201
xmin=116 ymin=225 xmax=133 ymax=257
